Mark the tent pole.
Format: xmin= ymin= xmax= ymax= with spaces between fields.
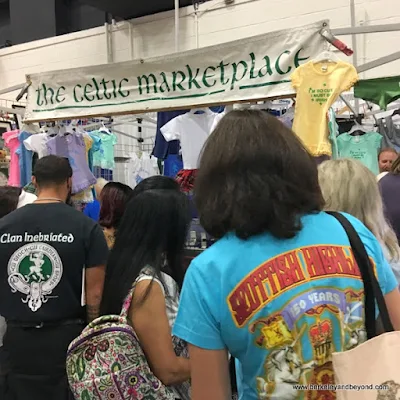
xmin=174 ymin=0 xmax=179 ymax=52
xmin=357 ymin=50 xmax=400 ymax=73
xmin=350 ymin=0 xmax=360 ymax=114
xmin=0 ymin=83 xmax=25 ymax=96
xmin=331 ymin=23 xmax=400 ymax=35
xmin=105 ymin=22 xmax=112 ymax=63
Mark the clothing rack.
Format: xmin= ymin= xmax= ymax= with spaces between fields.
xmin=0 ymin=106 xmax=25 ymax=116
xmin=365 ymin=103 xmax=400 ymax=118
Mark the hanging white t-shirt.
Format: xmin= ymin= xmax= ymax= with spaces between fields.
xmin=210 ymin=111 xmax=227 ymax=133
xmin=125 ymin=152 xmax=159 ymax=188
xmin=135 ymin=152 xmax=159 ymax=184
xmin=23 ymin=133 xmax=48 ymax=158
xmin=161 ymin=110 xmax=220 ymax=170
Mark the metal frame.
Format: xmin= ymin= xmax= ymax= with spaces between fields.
xmin=0 ymin=106 xmax=25 ymax=116
xmin=331 ymin=0 xmax=400 ymax=75
xmin=0 ymin=84 xmax=25 ymax=97
xmin=331 ymin=23 xmax=400 ymax=36
xmin=357 ymin=51 xmax=400 ymax=73
xmin=174 ymin=0 xmax=180 ymax=52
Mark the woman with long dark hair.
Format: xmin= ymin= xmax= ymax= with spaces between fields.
xmin=100 ymin=188 xmax=191 ymax=397
xmin=99 ymin=182 xmax=133 ymax=248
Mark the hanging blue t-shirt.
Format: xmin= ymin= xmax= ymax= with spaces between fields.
xmin=83 ymin=199 xmax=100 ymax=222
xmin=163 ymin=154 xmax=183 ymax=178
xmin=16 ymin=131 xmax=33 ymax=187
xmin=88 ymin=132 xmax=102 ymax=172
xmin=173 ymin=212 xmax=397 ymax=400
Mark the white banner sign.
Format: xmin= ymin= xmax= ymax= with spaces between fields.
xmin=24 ymin=20 xmax=327 ymax=122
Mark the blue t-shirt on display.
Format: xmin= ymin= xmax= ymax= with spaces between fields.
xmin=17 ymin=131 xmax=33 ymax=187
xmin=83 ymin=199 xmax=100 ymax=222
xmin=173 ymin=212 xmax=398 ymax=400
xmin=163 ymin=154 xmax=183 ymax=178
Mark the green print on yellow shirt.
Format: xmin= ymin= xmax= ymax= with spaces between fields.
xmin=309 ymin=84 xmax=334 ymax=105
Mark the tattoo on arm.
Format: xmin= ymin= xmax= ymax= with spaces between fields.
xmin=87 ymin=304 xmax=100 ymax=322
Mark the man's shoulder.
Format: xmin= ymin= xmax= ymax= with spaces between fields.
xmin=0 ymin=206 xmax=29 ymax=226
xmin=0 ymin=204 xmax=97 ymax=229
xmin=60 ymin=205 xmax=99 ymax=228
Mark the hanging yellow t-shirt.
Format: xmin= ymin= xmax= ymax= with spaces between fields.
xmin=291 ymin=60 xmax=358 ymax=156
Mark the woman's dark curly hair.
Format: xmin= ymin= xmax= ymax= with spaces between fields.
xmin=194 ymin=109 xmax=324 ymax=240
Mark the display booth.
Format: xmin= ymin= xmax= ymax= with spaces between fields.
xmin=1 ymin=19 xmax=400 ymax=253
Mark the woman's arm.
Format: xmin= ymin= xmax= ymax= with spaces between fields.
xmin=189 ymin=345 xmax=231 ymax=400
xmin=384 ymin=288 xmax=400 ymax=330
xmin=129 ymin=280 xmax=190 ymax=386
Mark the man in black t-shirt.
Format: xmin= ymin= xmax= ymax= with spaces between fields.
xmin=0 ymin=155 xmax=108 ymax=400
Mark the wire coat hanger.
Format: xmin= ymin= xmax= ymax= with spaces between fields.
xmin=190 ymin=107 xmax=212 ymax=114
xmin=348 ymin=121 xmax=368 ymax=136
xmin=99 ymin=122 xmax=111 ymax=134
xmin=313 ymin=50 xmax=340 ymax=63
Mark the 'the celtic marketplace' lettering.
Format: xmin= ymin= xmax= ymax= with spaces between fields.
xmin=0 ymin=233 xmax=75 ymax=243
xmin=35 ymin=49 xmax=309 ymax=107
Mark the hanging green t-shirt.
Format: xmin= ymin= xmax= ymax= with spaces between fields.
xmin=91 ymin=131 xmax=118 ymax=170
xmin=328 ymin=108 xmax=339 ymax=160
xmin=337 ymin=131 xmax=382 ymax=175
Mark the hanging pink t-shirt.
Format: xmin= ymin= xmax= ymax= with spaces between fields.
xmin=3 ymin=130 xmax=20 ymax=187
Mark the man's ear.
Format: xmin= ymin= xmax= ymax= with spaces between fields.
xmin=31 ymin=176 xmax=37 ymax=187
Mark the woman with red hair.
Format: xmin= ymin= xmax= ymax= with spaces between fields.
xmin=99 ymin=182 xmax=133 ymax=249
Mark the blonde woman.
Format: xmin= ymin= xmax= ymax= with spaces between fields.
xmin=318 ymin=158 xmax=400 ymax=284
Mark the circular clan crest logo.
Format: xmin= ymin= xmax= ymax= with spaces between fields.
xmin=7 ymin=243 xmax=63 ymax=312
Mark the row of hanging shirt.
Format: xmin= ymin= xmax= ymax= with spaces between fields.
xmin=160 ymin=108 xmax=225 ymax=171
xmin=378 ymin=109 xmax=400 ymax=152
xmin=327 ymin=106 xmax=400 ymax=175
xmin=2 ymin=122 xmax=118 ymax=203
xmin=159 ymin=104 xmax=295 ymax=173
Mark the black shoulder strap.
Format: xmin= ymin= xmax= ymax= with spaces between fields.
xmin=326 ymin=211 xmax=394 ymax=338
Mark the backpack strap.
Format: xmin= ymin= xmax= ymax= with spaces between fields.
xmin=326 ymin=211 xmax=394 ymax=337
xmin=120 ymin=285 xmax=136 ymax=319
xmin=120 ymin=267 xmax=157 ymax=319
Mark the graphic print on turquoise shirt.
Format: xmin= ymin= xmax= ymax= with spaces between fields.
xmin=173 ymin=212 xmax=398 ymax=400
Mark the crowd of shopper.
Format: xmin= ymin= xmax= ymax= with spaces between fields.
xmin=0 ymin=110 xmax=400 ymax=400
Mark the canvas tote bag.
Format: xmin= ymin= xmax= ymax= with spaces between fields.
xmin=327 ymin=212 xmax=400 ymax=400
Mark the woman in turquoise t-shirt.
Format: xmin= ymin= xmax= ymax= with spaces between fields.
xmin=172 ymin=110 xmax=400 ymax=400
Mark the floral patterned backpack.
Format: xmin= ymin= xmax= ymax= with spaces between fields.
xmin=66 ymin=287 xmax=176 ymax=400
